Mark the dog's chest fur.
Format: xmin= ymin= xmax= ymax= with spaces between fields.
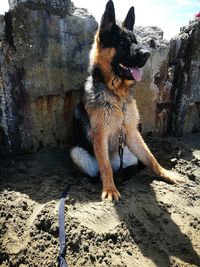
xmin=85 ymin=78 xmax=139 ymax=154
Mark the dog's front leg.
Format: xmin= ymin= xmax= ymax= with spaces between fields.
xmin=92 ymin=129 xmax=121 ymax=201
xmin=126 ymin=127 xmax=184 ymax=183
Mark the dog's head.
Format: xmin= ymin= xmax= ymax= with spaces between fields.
xmin=92 ymin=0 xmax=150 ymax=84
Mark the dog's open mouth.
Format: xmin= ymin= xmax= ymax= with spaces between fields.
xmin=118 ymin=63 xmax=142 ymax=81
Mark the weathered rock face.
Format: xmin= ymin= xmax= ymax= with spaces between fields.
xmin=0 ymin=1 xmax=199 ymax=158
xmin=0 ymin=0 xmax=97 ymax=158
xmin=168 ymin=19 xmax=200 ymax=136
xmin=8 ymin=0 xmax=72 ymax=16
xmin=134 ymin=26 xmax=170 ymax=135
xmin=135 ymin=19 xmax=200 ymax=137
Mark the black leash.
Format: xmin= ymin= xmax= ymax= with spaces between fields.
xmin=58 ymin=185 xmax=71 ymax=267
xmin=118 ymin=103 xmax=126 ymax=173
xmin=118 ymin=144 xmax=124 ymax=172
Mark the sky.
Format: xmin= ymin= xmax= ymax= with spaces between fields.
xmin=0 ymin=0 xmax=199 ymax=39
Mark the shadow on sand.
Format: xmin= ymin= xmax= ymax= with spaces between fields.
xmin=0 ymin=137 xmax=200 ymax=266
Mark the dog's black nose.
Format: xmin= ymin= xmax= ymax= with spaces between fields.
xmin=140 ymin=49 xmax=151 ymax=60
xmin=133 ymin=48 xmax=151 ymax=67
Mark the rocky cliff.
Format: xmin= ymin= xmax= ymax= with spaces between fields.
xmin=0 ymin=1 xmax=199 ymax=158
xmin=0 ymin=0 xmax=97 ymax=158
xmin=134 ymin=19 xmax=200 ymax=137
xmin=134 ymin=26 xmax=170 ymax=136
xmin=169 ymin=19 xmax=200 ymax=136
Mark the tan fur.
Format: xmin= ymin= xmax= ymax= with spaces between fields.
xmin=91 ymin=32 xmax=135 ymax=98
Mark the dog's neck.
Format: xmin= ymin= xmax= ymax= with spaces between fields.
xmin=85 ymin=76 xmax=134 ymax=111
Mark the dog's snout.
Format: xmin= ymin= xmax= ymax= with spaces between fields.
xmin=140 ymin=49 xmax=150 ymax=60
xmin=131 ymin=47 xmax=150 ymax=67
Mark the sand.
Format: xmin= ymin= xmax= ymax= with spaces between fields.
xmin=0 ymin=134 xmax=200 ymax=267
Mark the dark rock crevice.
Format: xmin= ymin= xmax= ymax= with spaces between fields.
xmin=168 ymin=19 xmax=200 ymax=136
xmin=4 ymin=12 xmax=15 ymax=49
xmin=152 ymin=18 xmax=200 ymax=137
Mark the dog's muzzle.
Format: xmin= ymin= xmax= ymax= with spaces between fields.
xmin=134 ymin=48 xmax=150 ymax=67
xmin=130 ymin=46 xmax=151 ymax=68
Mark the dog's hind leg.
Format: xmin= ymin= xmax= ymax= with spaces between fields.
xmin=71 ymin=146 xmax=141 ymax=177
xmin=70 ymin=147 xmax=99 ymax=177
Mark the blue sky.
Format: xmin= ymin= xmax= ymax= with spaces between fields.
xmin=0 ymin=0 xmax=199 ymax=39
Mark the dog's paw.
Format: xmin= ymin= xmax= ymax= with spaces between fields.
xmin=160 ymin=169 xmax=185 ymax=184
xmin=102 ymin=187 xmax=121 ymax=201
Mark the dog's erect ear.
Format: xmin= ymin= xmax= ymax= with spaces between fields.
xmin=100 ymin=0 xmax=116 ymax=32
xmin=123 ymin=7 xmax=135 ymax=31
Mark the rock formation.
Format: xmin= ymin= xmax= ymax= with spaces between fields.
xmin=134 ymin=18 xmax=200 ymax=137
xmin=134 ymin=26 xmax=170 ymax=135
xmin=0 ymin=1 xmax=199 ymax=158
xmin=168 ymin=18 xmax=200 ymax=136
xmin=0 ymin=0 xmax=97 ymax=158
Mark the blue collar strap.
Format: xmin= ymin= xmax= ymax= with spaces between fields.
xmin=58 ymin=185 xmax=71 ymax=267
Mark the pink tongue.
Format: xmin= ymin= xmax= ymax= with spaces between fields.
xmin=130 ymin=67 xmax=141 ymax=81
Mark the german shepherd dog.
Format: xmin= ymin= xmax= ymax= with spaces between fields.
xmin=71 ymin=0 xmax=183 ymax=201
